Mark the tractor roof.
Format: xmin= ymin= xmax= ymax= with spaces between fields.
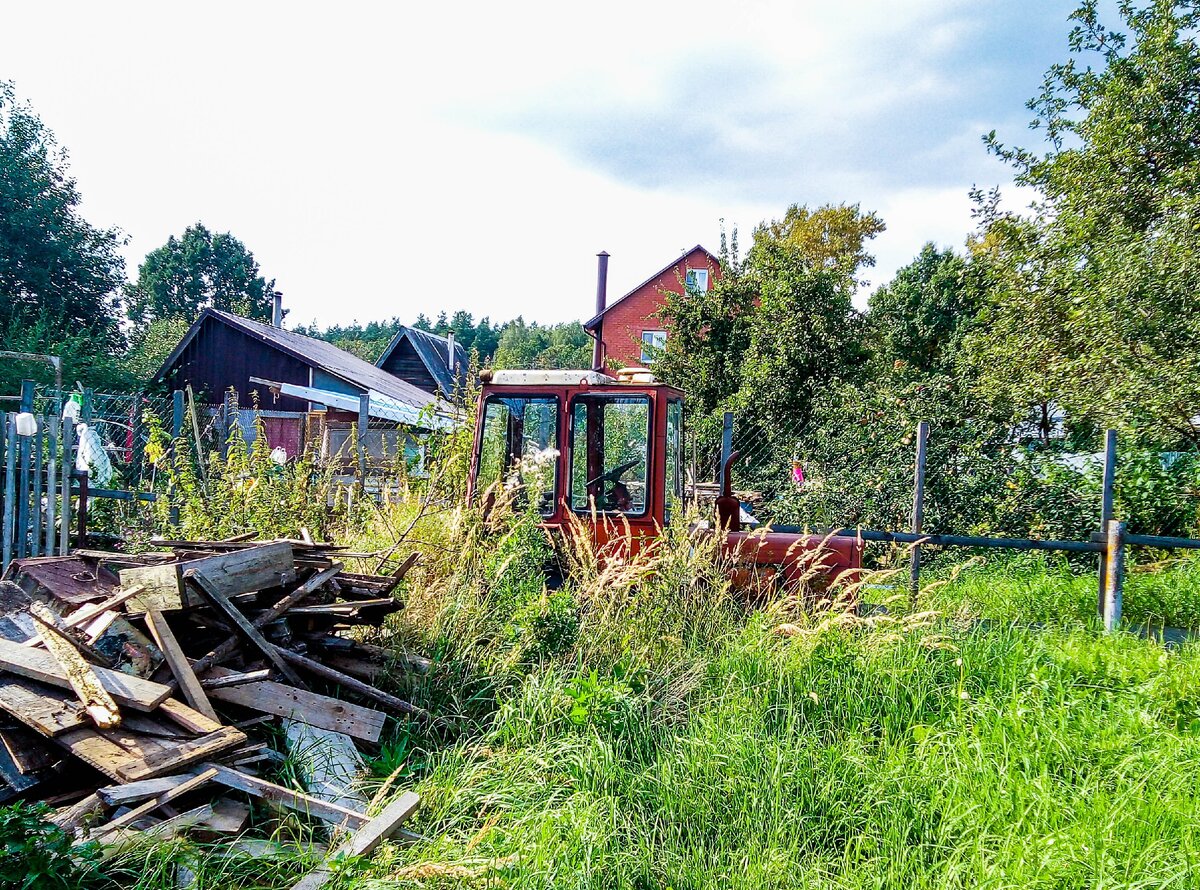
xmin=480 ymin=368 xmax=674 ymax=387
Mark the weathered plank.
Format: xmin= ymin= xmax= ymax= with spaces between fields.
xmin=118 ymin=726 xmax=247 ymax=781
xmin=0 ymin=740 xmax=38 ymax=792
xmin=97 ymin=774 xmax=194 ymax=807
xmin=52 ymin=727 xmax=147 ymax=780
xmin=199 ymin=668 xmax=272 ymax=689
xmin=144 ymin=609 xmax=217 ymax=721
xmin=199 ymin=797 xmax=250 ymax=834
xmin=0 ymin=724 xmax=58 ymax=772
xmin=31 ymin=605 xmax=121 ymax=728
xmin=94 ymin=767 xmax=217 ymax=838
xmin=277 ymin=648 xmax=424 ymax=716
xmin=0 ymin=638 xmax=172 ymax=712
xmin=206 ymin=763 xmax=368 ymax=829
xmin=120 ymin=542 xmax=296 ymax=612
xmin=0 ymin=677 xmax=88 ymax=736
xmin=99 ymin=803 xmax=214 ymax=852
xmin=206 ymin=667 xmax=385 ymax=743
xmin=188 ymin=563 xmax=342 ymax=677
xmin=289 ymin=791 xmax=421 ymax=890
xmin=50 ymin=792 xmax=105 ymax=831
xmin=187 ymin=571 xmax=305 ymax=686
xmin=157 ymin=697 xmax=225 ymax=735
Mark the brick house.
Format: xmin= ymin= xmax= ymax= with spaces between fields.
xmin=583 ymin=245 xmax=720 ymax=368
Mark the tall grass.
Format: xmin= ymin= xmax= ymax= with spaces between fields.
xmin=333 ymin=505 xmax=1200 ymax=890
xmin=28 ymin=436 xmax=1200 ymax=888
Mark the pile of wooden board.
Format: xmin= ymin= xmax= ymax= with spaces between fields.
xmin=0 ymin=536 xmax=427 ymax=883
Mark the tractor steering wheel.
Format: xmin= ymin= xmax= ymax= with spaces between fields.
xmin=585 ymin=459 xmax=639 ymax=489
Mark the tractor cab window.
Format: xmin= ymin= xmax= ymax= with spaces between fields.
xmin=477 ymin=395 xmax=559 ymax=515
xmin=665 ymin=398 xmax=683 ymax=522
xmin=570 ymin=395 xmax=650 ymax=515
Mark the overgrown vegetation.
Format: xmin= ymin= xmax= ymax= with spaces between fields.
xmin=10 ymin=403 xmax=1188 ymax=889
xmin=655 ymin=2 xmax=1200 ymax=543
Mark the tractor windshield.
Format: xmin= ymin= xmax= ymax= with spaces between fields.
xmin=477 ymin=395 xmax=559 ymax=515
xmin=569 ymin=395 xmax=650 ymax=515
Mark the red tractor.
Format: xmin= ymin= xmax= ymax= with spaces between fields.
xmin=466 ymin=366 xmax=861 ymax=591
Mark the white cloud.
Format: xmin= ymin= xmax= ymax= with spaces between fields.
xmin=0 ymin=0 xmax=1067 ymax=328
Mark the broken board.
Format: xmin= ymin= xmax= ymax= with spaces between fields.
xmin=119 ymin=542 xmax=296 ymax=613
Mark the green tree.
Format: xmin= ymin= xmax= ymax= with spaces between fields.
xmin=125 ymin=223 xmax=275 ymax=326
xmin=981 ymin=0 xmax=1200 ymax=446
xmin=492 ymin=318 xmax=591 ymax=370
xmin=866 ymin=243 xmax=984 ymax=376
xmin=0 ymin=82 xmax=126 ymax=392
xmin=752 ymin=203 xmax=886 ymax=290
xmin=736 ymin=241 xmax=866 ymax=439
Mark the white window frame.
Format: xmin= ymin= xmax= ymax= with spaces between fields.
xmin=641 ymin=330 xmax=666 ymax=363
xmin=685 ymin=268 xmax=709 ymax=292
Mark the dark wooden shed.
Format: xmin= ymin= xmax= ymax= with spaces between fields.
xmin=154 ymin=309 xmax=442 ymax=415
xmin=376 ymin=327 xmax=468 ymax=398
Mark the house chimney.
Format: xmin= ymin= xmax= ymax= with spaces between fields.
xmin=446 ymin=331 xmax=456 ymax=373
xmin=592 ymin=251 xmax=609 ymax=371
xmin=271 ymin=291 xmax=283 ymax=327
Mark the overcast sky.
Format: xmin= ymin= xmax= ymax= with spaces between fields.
xmin=2 ymin=1 xmax=1074 ymax=328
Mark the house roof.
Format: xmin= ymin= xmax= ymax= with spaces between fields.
xmin=155 ymin=308 xmax=448 ymax=411
xmin=376 ymin=326 xmax=468 ymax=395
xmin=583 ymin=244 xmax=719 ymax=331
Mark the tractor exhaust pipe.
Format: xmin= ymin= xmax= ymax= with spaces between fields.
xmin=592 ymin=251 xmax=609 ymax=371
xmin=716 ymin=450 xmax=742 ymax=532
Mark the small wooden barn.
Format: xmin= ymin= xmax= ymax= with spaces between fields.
xmin=376 ymin=327 xmax=468 ymax=399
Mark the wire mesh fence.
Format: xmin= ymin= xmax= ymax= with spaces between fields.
xmin=33 ymin=387 xmax=176 ymax=494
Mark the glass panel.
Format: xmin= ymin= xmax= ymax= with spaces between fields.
xmin=570 ymin=395 xmax=650 ymax=515
xmin=477 ymin=396 xmax=559 ymax=514
xmin=640 ymin=331 xmax=666 ymax=363
xmin=665 ymin=399 xmax=683 ymax=521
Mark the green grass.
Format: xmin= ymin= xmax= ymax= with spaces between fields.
xmin=12 ymin=514 xmax=1200 ymax=889
xmin=921 ymin=553 xmax=1200 ymax=631
xmin=354 ymin=531 xmax=1200 ymax=890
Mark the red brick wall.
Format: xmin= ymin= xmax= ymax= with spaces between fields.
xmin=598 ymin=247 xmax=720 ymax=368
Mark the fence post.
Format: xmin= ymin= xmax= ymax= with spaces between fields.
xmin=19 ymin=379 xmax=34 ymax=413
xmin=59 ymin=418 xmax=74 ymax=555
xmin=909 ymin=421 xmax=930 ymax=602
xmin=720 ymin=411 xmax=733 ymax=480
xmin=357 ymin=393 xmax=370 ymax=487
xmin=170 ymin=390 xmax=184 ymax=526
xmin=1098 ymin=429 xmax=1117 ymax=620
xmin=2 ymin=415 xmax=15 ymax=570
xmin=1103 ymin=519 xmax=1125 ymax=632
xmin=15 ymin=413 xmax=30 ymax=560
xmin=45 ymin=416 xmax=57 ymax=556
xmin=31 ymin=419 xmax=44 ymax=557
xmin=172 ymin=390 xmax=185 ymax=441
xmin=220 ymin=391 xmax=233 ymax=459
xmin=130 ymin=392 xmax=145 ymax=488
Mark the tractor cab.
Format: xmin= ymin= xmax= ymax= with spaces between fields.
xmin=468 ymin=367 xmax=683 ymax=551
xmin=467 ymin=366 xmax=863 ymax=589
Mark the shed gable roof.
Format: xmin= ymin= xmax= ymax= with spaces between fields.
xmin=376 ymin=326 xmax=468 ymax=394
xmin=155 ymin=309 xmax=446 ymax=411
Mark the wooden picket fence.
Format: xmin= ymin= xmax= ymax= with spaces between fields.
xmin=0 ymin=409 xmax=74 ymax=566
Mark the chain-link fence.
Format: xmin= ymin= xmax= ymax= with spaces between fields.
xmin=685 ymin=399 xmax=1200 ymax=550
xmin=32 ymin=387 xmax=176 ymax=493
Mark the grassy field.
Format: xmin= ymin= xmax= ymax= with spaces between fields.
xmin=10 ymin=509 xmax=1200 ymax=889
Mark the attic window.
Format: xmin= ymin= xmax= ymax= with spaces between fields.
xmin=685 ymin=268 xmax=709 ymax=292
